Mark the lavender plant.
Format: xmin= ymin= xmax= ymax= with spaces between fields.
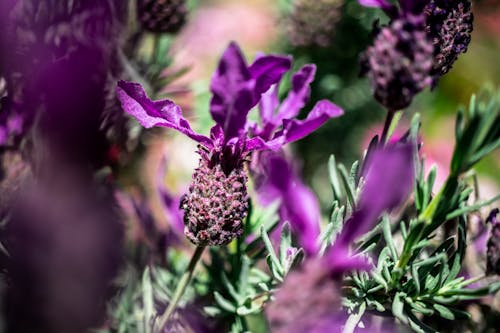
xmin=1 ymin=1 xmax=499 ymax=332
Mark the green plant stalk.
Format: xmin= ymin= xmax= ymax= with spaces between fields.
xmin=157 ymin=246 xmax=205 ymax=329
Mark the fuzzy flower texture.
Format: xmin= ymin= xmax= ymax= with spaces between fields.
xmin=359 ymin=0 xmax=473 ymax=111
xmin=117 ymin=42 xmax=343 ymax=246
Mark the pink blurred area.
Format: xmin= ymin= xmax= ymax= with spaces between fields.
xmin=172 ymin=0 xmax=279 ymax=82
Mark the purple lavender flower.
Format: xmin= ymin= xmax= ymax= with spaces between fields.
xmin=424 ymin=0 xmax=473 ymax=83
xmin=360 ymin=12 xmax=434 ymax=111
xmin=254 ymin=152 xmax=321 ymax=255
xmin=117 ymin=42 xmax=342 ymax=246
xmin=359 ymin=0 xmax=474 ymax=89
xmin=156 ymin=157 xmax=184 ymax=236
xmin=266 ymin=144 xmax=414 ymax=332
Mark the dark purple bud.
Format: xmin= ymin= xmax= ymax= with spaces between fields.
xmin=360 ymin=14 xmax=434 ymax=111
xmin=136 ymin=0 xmax=188 ymax=34
xmin=182 ymin=147 xmax=249 ymax=246
xmin=486 ymin=208 xmax=500 ymax=275
xmin=424 ymin=0 xmax=473 ymax=84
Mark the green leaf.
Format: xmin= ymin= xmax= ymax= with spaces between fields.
xmin=279 ymin=222 xmax=292 ymax=265
xmin=407 ymin=308 xmax=438 ymax=333
xmin=392 ymin=292 xmax=407 ymax=324
xmin=238 ymin=255 xmax=251 ymax=298
xmin=261 ymin=226 xmax=283 ymax=275
xmin=141 ymin=267 xmax=154 ymax=333
xmin=328 ymin=155 xmax=344 ymax=201
xmin=432 ymin=304 xmax=455 ymax=320
xmin=382 ymin=215 xmax=398 ymax=261
xmin=221 ymin=272 xmax=241 ymax=303
xmin=445 ymin=194 xmax=500 ymax=220
xmin=214 ymin=291 xmax=236 ymax=313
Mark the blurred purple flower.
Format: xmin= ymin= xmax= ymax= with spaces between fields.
xmin=338 ymin=143 xmax=414 ymax=246
xmin=255 ymin=152 xmax=321 ymax=255
xmin=266 ymin=144 xmax=413 ymax=333
xmin=156 ymin=157 xmax=185 ymax=236
xmin=1 ymin=176 xmax=123 ymax=333
xmin=117 ymin=42 xmax=342 ymax=246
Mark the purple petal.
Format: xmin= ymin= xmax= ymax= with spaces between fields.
xmin=258 ymin=153 xmax=321 ymax=255
xmin=258 ymin=85 xmax=280 ymax=129
xmin=323 ymin=245 xmax=371 ymax=275
xmin=399 ymin=0 xmax=428 ymax=14
xmin=156 ymin=158 xmax=184 ymax=235
xmin=338 ymin=143 xmax=414 ymax=245
xmin=249 ymin=55 xmax=292 ymax=95
xmin=209 ymin=42 xmax=256 ymax=141
xmin=358 ymin=0 xmax=392 ymax=9
xmin=271 ymin=100 xmax=344 ymax=146
xmin=358 ymin=0 xmax=393 ymax=9
xmin=117 ymin=80 xmax=212 ymax=147
xmin=276 ymin=64 xmax=317 ymax=121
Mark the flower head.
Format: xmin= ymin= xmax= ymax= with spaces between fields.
xmin=424 ymin=0 xmax=473 ymax=83
xmin=359 ymin=0 xmax=474 ymax=94
xmin=360 ymin=13 xmax=434 ymax=111
xmin=117 ymin=42 xmax=342 ymax=245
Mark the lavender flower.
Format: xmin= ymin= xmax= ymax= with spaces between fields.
xmin=424 ymin=0 xmax=473 ymax=83
xmin=137 ymin=0 xmax=187 ymax=34
xmin=359 ymin=0 xmax=474 ymax=92
xmin=360 ymin=12 xmax=433 ymax=111
xmin=266 ymin=144 xmax=413 ymax=332
xmin=117 ymin=42 xmax=342 ymax=246
xmin=254 ymin=152 xmax=321 ymax=255
xmin=156 ymin=157 xmax=184 ymax=236
xmin=266 ymin=258 xmax=343 ymax=333
xmin=486 ymin=208 xmax=500 ymax=275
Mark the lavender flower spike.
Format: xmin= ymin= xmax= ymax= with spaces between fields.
xmin=117 ymin=42 xmax=342 ymax=246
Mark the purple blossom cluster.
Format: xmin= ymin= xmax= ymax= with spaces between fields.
xmin=117 ymin=42 xmax=343 ymax=246
xmin=359 ymin=0 xmax=474 ymax=110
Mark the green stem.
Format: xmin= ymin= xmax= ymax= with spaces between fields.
xmin=380 ymin=110 xmax=395 ymax=146
xmin=157 ymin=246 xmax=205 ymax=330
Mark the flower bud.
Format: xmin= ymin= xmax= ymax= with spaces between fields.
xmin=424 ymin=0 xmax=473 ymax=83
xmin=136 ymin=0 xmax=187 ymax=34
xmin=182 ymin=149 xmax=248 ymax=246
xmin=360 ymin=14 xmax=434 ymax=111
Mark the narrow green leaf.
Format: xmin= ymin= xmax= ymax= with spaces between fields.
xmin=279 ymin=222 xmax=292 ymax=265
xmin=392 ymin=292 xmax=407 ymax=324
xmin=142 ymin=267 xmax=153 ymax=333
xmin=214 ymin=291 xmax=236 ymax=313
xmin=261 ymin=226 xmax=283 ymax=275
xmin=328 ymin=155 xmax=344 ymax=201
xmin=382 ymin=215 xmax=398 ymax=260
xmin=432 ymin=304 xmax=455 ymax=320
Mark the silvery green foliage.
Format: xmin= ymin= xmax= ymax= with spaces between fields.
xmin=340 ymin=91 xmax=500 ymax=332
